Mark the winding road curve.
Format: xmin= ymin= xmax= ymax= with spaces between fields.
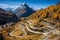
xmin=9 ymin=19 xmax=60 ymax=40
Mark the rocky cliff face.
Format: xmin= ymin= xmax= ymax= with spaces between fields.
xmin=14 ymin=2 xmax=35 ymax=17
xmin=0 ymin=8 xmax=18 ymax=25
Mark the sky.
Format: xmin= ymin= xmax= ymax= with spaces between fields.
xmin=0 ymin=0 xmax=60 ymax=10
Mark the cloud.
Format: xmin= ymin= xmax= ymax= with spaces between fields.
xmin=0 ymin=3 xmax=19 ymax=10
xmin=0 ymin=3 xmax=9 ymax=8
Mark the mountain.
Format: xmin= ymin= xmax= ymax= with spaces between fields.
xmin=0 ymin=2 xmax=60 ymax=40
xmin=14 ymin=2 xmax=35 ymax=17
xmin=0 ymin=8 xmax=6 ymax=12
xmin=5 ymin=8 xmax=13 ymax=12
xmin=0 ymin=8 xmax=18 ymax=25
xmin=28 ymin=3 xmax=60 ymax=21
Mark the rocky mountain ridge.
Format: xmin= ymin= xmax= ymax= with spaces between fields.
xmin=14 ymin=2 xmax=35 ymax=17
xmin=0 ymin=8 xmax=18 ymax=25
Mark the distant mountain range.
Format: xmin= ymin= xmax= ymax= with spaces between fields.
xmin=5 ymin=8 xmax=13 ymax=12
xmin=0 ymin=3 xmax=36 ymax=25
xmin=0 ymin=2 xmax=60 ymax=25
xmin=0 ymin=3 xmax=36 ymax=18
